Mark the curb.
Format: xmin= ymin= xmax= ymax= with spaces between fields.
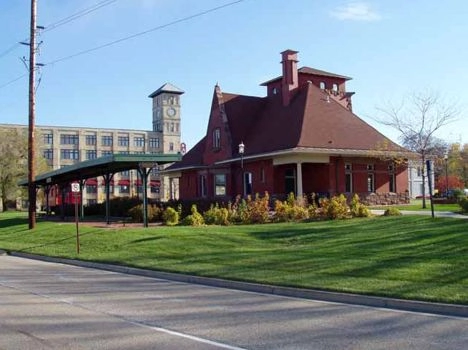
xmin=7 ymin=251 xmax=468 ymax=318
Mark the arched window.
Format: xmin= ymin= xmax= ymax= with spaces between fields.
xmin=332 ymin=83 xmax=338 ymax=92
xmin=319 ymin=82 xmax=325 ymax=89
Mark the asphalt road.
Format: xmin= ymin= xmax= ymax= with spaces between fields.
xmin=0 ymin=255 xmax=466 ymax=350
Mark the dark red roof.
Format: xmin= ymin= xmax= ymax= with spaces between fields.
xmin=169 ymin=75 xmax=405 ymax=171
xmin=260 ymin=66 xmax=352 ymax=86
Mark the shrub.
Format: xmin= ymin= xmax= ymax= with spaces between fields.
xmin=349 ymin=194 xmax=370 ymax=218
xmin=321 ymin=194 xmax=349 ymax=219
xmin=162 ymin=207 xmax=179 ymax=226
xmin=383 ymin=207 xmax=402 ymax=216
xmin=182 ymin=204 xmax=204 ymax=226
xmin=246 ymin=193 xmax=271 ymax=224
xmin=274 ymin=193 xmax=309 ymax=222
xmin=458 ymin=197 xmax=468 ymax=213
xmin=127 ymin=204 xmax=162 ymax=223
xmin=203 ymin=204 xmax=230 ymax=225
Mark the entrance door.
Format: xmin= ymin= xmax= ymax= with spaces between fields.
xmin=284 ymin=168 xmax=296 ymax=196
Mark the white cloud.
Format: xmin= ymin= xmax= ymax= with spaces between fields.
xmin=330 ymin=2 xmax=382 ymax=22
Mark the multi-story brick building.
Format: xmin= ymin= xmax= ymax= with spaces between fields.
xmin=1 ymin=82 xmax=184 ymax=206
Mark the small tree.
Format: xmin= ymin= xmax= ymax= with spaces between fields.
xmin=376 ymin=91 xmax=459 ymax=208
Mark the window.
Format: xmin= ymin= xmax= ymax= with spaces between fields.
xmin=170 ymin=123 xmax=175 ymax=132
xmin=389 ymin=174 xmax=396 ymax=193
xmin=367 ymin=173 xmax=375 ymax=192
xmin=43 ymin=133 xmax=53 ymax=144
xmin=60 ymin=134 xmax=79 ymax=145
xmin=367 ymin=164 xmax=374 ymax=171
xmin=244 ymin=172 xmax=253 ymax=196
xmin=214 ymin=174 xmax=226 ymax=196
xmin=102 ymin=135 xmax=113 ymax=146
xmin=86 ymin=150 xmax=97 ymax=160
xmin=120 ymin=170 xmax=129 ymax=177
xmin=60 ymin=149 xmax=79 ymax=160
xmin=85 ymin=135 xmax=96 ymax=146
xmin=118 ymin=136 xmax=129 ymax=147
xmin=345 ymin=163 xmax=352 ymax=192
xmin=150 ymin=186 xmax=160 ymax=194
xmin=332 ymin=83 xmax=338 ymax=92
xmin=43 ymin=149 xmax=53 ymax=160
xmin=417 ymin=166 xmax=422 ymax=177
xmin=101 ymin=150 xmax=112 ymax=157
xmin=119 ymin=151 xmax=129 ymax=154
xmin=260 ymin=168 xmax=265 ymax=183
xmin=87 ymin=199 xmax=97 ymax=206
xmin=200 ymin=175 xmax=207 ymax=197
xmin=169 ymin=142 xmax=174 ymax=151
xmin=119 ymin=185 xmax=129 ymax=194
xmin=213 ymin=128 xmax=221 ymax=149
xmin=388 ymin=163 xmax=396 ymax=192
xmin=319 ymin=82 xmax=325 ymax=89
xmin=86 ymin=185 xmax=97 ymax=193
xmin=134 ymin=137 xmax=145 ymax=147
xmin=149 ymin=138 xmax=160 ymax=148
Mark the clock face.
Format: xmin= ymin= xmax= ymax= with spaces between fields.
xmin=167 ymin=107 xmax=176 ymax=117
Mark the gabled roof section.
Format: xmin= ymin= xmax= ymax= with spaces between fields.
xmin=166 ymin=137 xmax=207 ymax=171
xmin=260 ymin=66 xmax=352 ymax=86
xmin=297 ymin=82 xmax=404 ymax=152
xmin=148 ymin=82 xmax=184 ymax=98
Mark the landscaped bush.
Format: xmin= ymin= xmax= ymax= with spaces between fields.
xmin=321 ymin=194 xmax=349 ymax=219
xmin=203 ymin=204 xmax=230 ymax=225
xmin=274 ymin=193 xmax=309 ymax=222
xmin=383 ymin=207 xmax=402 ymax=216
xmin=349 ymin=194 xmax=370 ymax=218
xmin=182 ymin=204 xmax=204 ymax=226
xmin=458 ymin=197 xmax=468 ymax=213
xmin=162 ymin=207 xmax=179 ymax=226
xmin=246 ymin=193 xmax=271 ymax=224
xmin=128 ymin=204 xmax=163 ymax=223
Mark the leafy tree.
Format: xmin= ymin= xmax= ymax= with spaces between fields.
xmin=376 ymin=91 xmax=459 ymax=208
xmin=0 ymin=129 xmax=28 ymax=211
xmin=0 ymin=128 xmax=50 ymax=212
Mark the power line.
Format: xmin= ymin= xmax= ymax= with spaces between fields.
xmin=43 ymin=0 xmax=118 ymax=33
xmin=0 ymin=0 xmax=246 ymax=91
xmin=46 ymin=0 xmax=246 ymax=65
xmin=0 ymin=73 xmax=28 ymax=90
xmin=0 ymin=0 xmax=119 ymax=60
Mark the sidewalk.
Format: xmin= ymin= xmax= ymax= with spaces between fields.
xmin=370 ymin=209 xmax=468 ymax=219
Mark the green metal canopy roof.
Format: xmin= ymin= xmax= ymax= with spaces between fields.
xmin=19 ymin=153 xmax=181 ymax=187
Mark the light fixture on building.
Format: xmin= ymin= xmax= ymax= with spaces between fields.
xmin=238 ymin=141 xmax=245 ymax=169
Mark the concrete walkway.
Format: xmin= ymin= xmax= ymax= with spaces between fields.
xmin=370 ymin=209 xmax=468 ymax=219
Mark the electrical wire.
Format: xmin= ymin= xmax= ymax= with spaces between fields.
xmin=46 ymin=0 xmax=245 ymax=65
xmin=43 ymin=0 xmax=118 ymax=33
xmin=0 ymin=0 xmax=246 ymax=91
xmin=0 ymin=0 xmax=119 ymax=60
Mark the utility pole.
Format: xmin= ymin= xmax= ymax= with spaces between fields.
xmin=28 ymin=0 xmax=37 ymax=229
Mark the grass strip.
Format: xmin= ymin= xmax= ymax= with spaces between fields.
xmin=1 ymin=212 xmax=467 ymax=304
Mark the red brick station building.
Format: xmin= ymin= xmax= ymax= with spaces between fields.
xmin=167 ymin=50 xmax=411 ymax=205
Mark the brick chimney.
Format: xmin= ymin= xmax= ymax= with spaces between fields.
xmin=281 ymin=49 xmax=299 ymax=106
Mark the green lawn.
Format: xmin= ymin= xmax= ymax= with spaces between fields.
xmin=1 ymin=211 xmax=467 ymax=304
xmin=370 ymin=199 xmax=463 ymax=212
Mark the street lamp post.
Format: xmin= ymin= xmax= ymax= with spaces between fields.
xmin=238 ymin=142 xmax=245 ymax=196
xmin=444 ymin=153 xmax=449 ymax=197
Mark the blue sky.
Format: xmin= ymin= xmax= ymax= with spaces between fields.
xmin=1 ymin=0 xmax=467 ymax=150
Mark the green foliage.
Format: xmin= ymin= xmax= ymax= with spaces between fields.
xmin=162 ymin=207 xmax=179 ymax=226
xmin=274 ymin=193 xmax=309 ymax=222
xmin=458 ymin=197 xmax=468 ymax=213
xmin=203 ymin=204 xmax=230 ymax=225
xmin=321 ymin=194 xmax=349 ymax=219
xmin=350 ymin=194 xmax=370 ymax=218
xmin=246 ymin=193 xmax=270 ymax=224
xmin=383 ymin=207 xmax=402 ymax=216
xmin=182 ymin=204 xmax=204 ymax=226
xmin=128 ymin=204 xmax=162 ymax=223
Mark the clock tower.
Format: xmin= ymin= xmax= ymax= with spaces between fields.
xmin=148 ymin=82 xmax=184 ymax=154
